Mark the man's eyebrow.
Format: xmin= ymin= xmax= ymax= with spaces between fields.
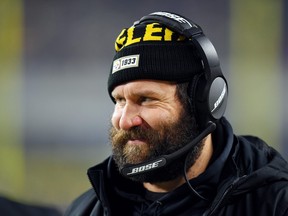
xmin=133 ymin=90 xmax=162 ymax=97
xmin=111 ymin=90 xmax=121 ymax=98
xmin=111 ymin=89 xmax=164 ymax=99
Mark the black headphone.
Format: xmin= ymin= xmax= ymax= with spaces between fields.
xmin=134 ymin=11 xmax=228 ymax=128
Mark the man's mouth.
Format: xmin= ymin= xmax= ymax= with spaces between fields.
xmin=127 ymin=139 xmax=147 ymax=145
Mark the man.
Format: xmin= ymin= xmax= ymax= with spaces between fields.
xmin=65 ymin=11 xmax=288 ymax=216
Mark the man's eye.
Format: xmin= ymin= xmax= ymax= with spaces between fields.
xmin=140 ymin=97 xmax=154 ymax=103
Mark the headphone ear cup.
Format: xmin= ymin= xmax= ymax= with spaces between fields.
xmin=192 ymin=73 xmax=211 ymax=128
xmin=190 ymin=75 xmax=228 ymax=129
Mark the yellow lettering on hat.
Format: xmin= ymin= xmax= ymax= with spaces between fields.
xmin=143 ymin=23 xmax=162 ymax=41
xmin=164 ymin=28 xmax=173 ymax=41
xmin=125 ymin=26 xmax=141 ymax=47
xmin=114 ymin=22 xmax=186 ymax=52
xmin=115 ymin=29 xmax=127 ymax=52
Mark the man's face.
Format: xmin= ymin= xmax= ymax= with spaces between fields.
xmin=110 ymin=80 xmax=202 ymax=182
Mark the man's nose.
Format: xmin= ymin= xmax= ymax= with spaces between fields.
xmin=119 ymin=103 xmax=143 ymax=130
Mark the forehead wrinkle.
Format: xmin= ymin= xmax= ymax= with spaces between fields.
xmin=112 ymin=80 xmax=178 ymax=100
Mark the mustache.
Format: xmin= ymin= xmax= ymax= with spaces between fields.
xmin=110 ymin=126 xmax=161 ymax=146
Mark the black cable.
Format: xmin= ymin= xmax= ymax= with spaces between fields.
xmin=183 ymin=152 xmax=208 ymax=201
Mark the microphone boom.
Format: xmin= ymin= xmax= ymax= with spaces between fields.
xmin=121 ymin=121 xmax=216 ymax=177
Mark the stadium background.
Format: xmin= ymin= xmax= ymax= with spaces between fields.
xmin=0 ymin=0 xmax=287 ymax=213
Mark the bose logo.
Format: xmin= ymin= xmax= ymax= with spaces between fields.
xmin=150 ymin=12 xmax=196 ymax=28
xmin=211 ymin=83 xmax=227 ymax=113
xmin=126 ymin=159 xmax=163 ymax=175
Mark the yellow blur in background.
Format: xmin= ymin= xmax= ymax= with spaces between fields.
xmin=0 ymin=0 xmax=25 ymax=198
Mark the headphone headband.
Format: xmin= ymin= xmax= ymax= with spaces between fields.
xmin=136 ymin=12 xmax=203 ymax=37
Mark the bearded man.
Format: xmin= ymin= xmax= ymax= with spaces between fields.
xmin=65 ymin=11 xmax=288 ymax=216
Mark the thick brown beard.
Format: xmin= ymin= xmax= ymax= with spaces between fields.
xmin=109 ymin=109 xmax=204 ymax=183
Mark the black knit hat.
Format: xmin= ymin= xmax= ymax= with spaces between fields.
xmin=108 ymin=22 xmax=203 ymax=101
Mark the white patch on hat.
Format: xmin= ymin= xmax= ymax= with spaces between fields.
xmin=112 ymin=54 xmax=140 ymax=74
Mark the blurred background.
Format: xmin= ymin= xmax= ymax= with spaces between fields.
xmin=0 ymin=0 xmax=287 ymax=213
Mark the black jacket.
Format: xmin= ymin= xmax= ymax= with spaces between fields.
xmin=65 ymin=118 xmax=288 ymax=216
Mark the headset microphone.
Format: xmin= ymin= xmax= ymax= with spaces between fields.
xmin=121 ymin=121 xmax=216 ymax=177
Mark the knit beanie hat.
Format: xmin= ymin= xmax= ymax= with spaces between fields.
xmin=107 ymin=22 xmax=204 ymax=100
